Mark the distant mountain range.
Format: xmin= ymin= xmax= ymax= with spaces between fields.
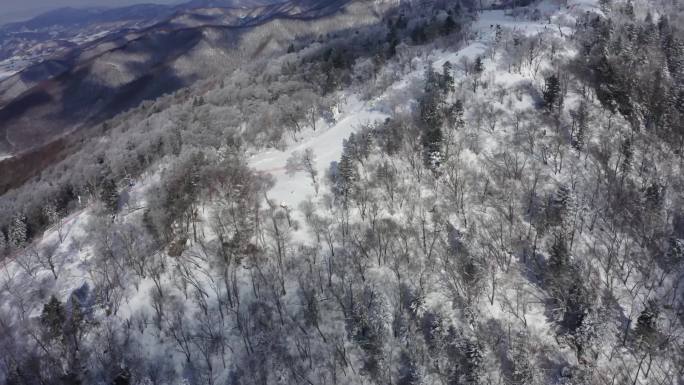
xmin=0 ymin=0 xmax=387 ymax=193
xmin=0 ymin=1 xmax=278 ymax=30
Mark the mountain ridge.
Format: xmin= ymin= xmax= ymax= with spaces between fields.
xmin=0 ymin=0 xmax=383 ymax=194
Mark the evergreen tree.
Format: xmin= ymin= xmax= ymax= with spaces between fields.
xmin=622 ymin=0 xmax=635 ymax=19
xmin=8 ymin=214 xmax=28 ymax=250
xmin=40 ymin=295 xmax=66 ymax=341
xmin=43 ymin=201 xmax=60 ymax=227
xmin=420 ymin=68 xmax=445 ymax=168
xmin=421 ymin=115 xmax=444 ymax=169
xmin=112 ymin=369 xmax=132 ymax=385
xmin=572 ymin=101 xmax=589 ymax=151
xmin=572 ymin=308 xmax=606 ymax=364
xmin=442 ymin=15 xmax=457 ymax=36
xmin=395 ymin=13 xmax=407 ymax=29
xmin=635 ymin=299 xmax=659 ymax=347
xmin=424 ymin=63 xmax=438 ymax=93
xmin=397 ymin=350 xmax=421 ymax=385
xmin=0 ymin=229 xmax=6 ymax=255
xmin=445 ymin=99 xmax=465 ymax=130
xmin=462 ymin=339 xmax=483 ymax=385
xmin=100 ymin=178 xmax=120 ymax=214
xmin=549 ymin=184 xmax=573 ymax=226
xmin=645 ymin=68 xmax=669 ymax=130
xmin=662 ymin=33 xmax=683 ymax=78
xmin=548 ymin=233 xmax=571 ymax=279
xmin=411 ymin=23 xmax=428 ymax=44
xmin=545 ymin=232 xmax=591 ymax=333
xmin=563 ymin=280 xmax=591 ymax=334
xmin=386 ymin=22 xmax=399 ymax=58
xmin=644 ymin=182 xmax=665 ymax=210
xmin=473 ymin=56 xmax=484 ymax=76
xmin=543 ymin=74 xmax=561 ymax=111
xmin=64 ymin=295 xmax=88 ymax=351
xmin=640 ymin=12 xmax=657 ymax=47
xmin=443 ymin=61 xmax=455 ymax=94
xmin=336 ymin=144 xmax=358 ymax=202
xmin=510 ymin=335 xmax=535 ymax=385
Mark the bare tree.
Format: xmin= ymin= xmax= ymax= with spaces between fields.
xmin=38 ymin=242 xmax=60 ymax=280
xmin=286 ymin=148 xmax=319 ymax=194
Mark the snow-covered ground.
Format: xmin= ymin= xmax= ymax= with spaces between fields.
xmin=1 ymin=0 xmax=586 ymax=309
xmin=0 ymin=59 xmax=24 ymax=81
xmin=8 ymin=0 xmax=677 ymax=383
xmin=250 ymin=95 xmax=388 ymax=208
xmin=248 ymin=3 xmax=569 ymax=214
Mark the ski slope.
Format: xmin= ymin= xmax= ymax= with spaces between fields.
xmin=249 ymin=95 xmax=388 ymax=208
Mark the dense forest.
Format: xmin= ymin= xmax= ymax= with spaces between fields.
xmin=0 ymin=0 xmax=683 ymax=384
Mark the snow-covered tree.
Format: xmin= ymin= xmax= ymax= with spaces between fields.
xmin=8 ymin=214 xmax=27 ymax=250
xmin=100 ymin=177 xmax=120 ymax=214
xmin=543 ymin=74 xmax=561 ymax=111
xmin=286 ymin=148 xmax=319 ymax=194
xmin=0 ymin=230 xmax=6 ymax=255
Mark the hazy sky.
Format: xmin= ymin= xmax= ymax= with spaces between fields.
xmin=0 ymin=0 xmax=181 ymax=24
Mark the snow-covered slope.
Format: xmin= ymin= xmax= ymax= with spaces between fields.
xmin=2 ymin=0 xmax=683 ymax=384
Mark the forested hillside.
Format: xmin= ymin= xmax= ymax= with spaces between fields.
xmin=0 ymin=0 xmax=683 ymax=384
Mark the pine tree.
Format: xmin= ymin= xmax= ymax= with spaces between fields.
xmin=442 ymin=15 xmax=457 ymax=36
xmin=422 ymin=125 xmax=443 ymax=168
xmin=594 ymin=54 xmax=620 ymax=114
xmin=40 ymin=295 xmax=65 ymax=341
xmin=336 ymin=145 xmax=358 ymax=202
xmin=662 ymin=33 xmax=683 ymax=78
xmin=420 ymin=70 xmax=445 ymax=169
xmin=8 ymin=214 xmax=27 ymax=250
xmin=640 ymin=12 xmax=657 ymax=47
xmin=64 ymin=295 xmax=87 ymax=351
xmin=572 ymin=101 xmax=588 ymax=151
xmin=0 ymin=230 xmax=6 ymax=255
xmin=644 ymin=182 xmax=665 ymax=210
xmin=635 ymin=299 xmax=659 ymax=347
xmin=43 ymin=201 xmax=60 ymax=227
xmin=397 ymin=350 xmax=421 ymax=385
xmin=543 ymin=74 xmax=561 ymax=111
xmin=100 ymin=177 xmax=120 ymax=214
xmin=510 ymin=335 xmax=535 ymax=385
xmin=549 ymin=184 xmax=573 ymax=226
xmin=420 ymin=92 xmax=442 ymax=128
xmin=443 ymin=61 xmax=455 ymax=94
xmin=387 ymin=24 xmax=399 ymax=58
xmin=473 ymin=56 xmax=484 ymax=76
xmin=463 ymin=339 xmax=483 ymax=385
xmin=548 ymin=233 xmax=571 ymax=279
xmin=646 ymin=68 xmax=669 ymax=130
xmin=446 ymin=100 xmax=465 ymax=130
xmin=622 ymin=0 xmax=635 ymax=19
xmin=424 ymin=63 xmax=438 ymax=92
xmin=573 ymin=308 xmax=606 ymax=364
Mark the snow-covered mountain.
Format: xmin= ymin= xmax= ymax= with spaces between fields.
xmin=0 ymin=0 xmax=381 ymax=193
xmin=0 ymin=0 xmax=683 ymax=384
